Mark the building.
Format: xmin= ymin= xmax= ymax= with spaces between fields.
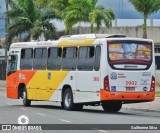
xmin=0 ymin=0 xmax=6 ymax=39
xmin=0 ymin=48 xmax=6 ymax=80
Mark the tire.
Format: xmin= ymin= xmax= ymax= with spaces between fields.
xmin=61 ymin=102 xmax=64 ymax=109
xmin=63 ymin=89 xmax=74 ymax=111
xmin=23 ymin=87 xmax=31 ymax=107
xmin=102 ymin=101 xmax=122 ymax=112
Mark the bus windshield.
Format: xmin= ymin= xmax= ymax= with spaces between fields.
xmin=108 ymin=40 xmax=152 ymax=69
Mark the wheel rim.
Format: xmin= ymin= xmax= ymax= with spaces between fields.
xmin=23 ymin=91 xmax=26 ymax=101
xmin=64 ymin=93 xmax=71 ymax=108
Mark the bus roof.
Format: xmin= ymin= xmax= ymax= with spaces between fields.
xmin=59 ymin=34 xmax=126 ymax=40
xmin=9 ymin=34 xmax=153 ymax=48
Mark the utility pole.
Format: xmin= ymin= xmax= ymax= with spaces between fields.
xmin=5 ymin=0 xmax=9 ymax=63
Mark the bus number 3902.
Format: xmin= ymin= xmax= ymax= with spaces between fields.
xmin=125 ymin=81 xmax=137 ymax=86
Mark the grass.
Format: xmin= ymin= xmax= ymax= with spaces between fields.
xmin=155 ymin=91 xmax=160 ymax=97
xmin=156 ymin=84 xmax=160 ymax=97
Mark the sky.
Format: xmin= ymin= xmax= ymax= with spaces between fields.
xmin=0 ymin=0 xmax=6 ymax=37
xmin=98 ymin=0 xmax=160 ymax=19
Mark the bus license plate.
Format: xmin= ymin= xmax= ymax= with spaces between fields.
xmin=126 ymin=87 xmax=135 ymax=91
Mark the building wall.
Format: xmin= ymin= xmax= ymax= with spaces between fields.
xmin=69 ymin=26 xmax=160 ymax=43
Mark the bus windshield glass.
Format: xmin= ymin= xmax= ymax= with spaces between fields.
xmin=108 ymin=40 xmax=152 ymax=69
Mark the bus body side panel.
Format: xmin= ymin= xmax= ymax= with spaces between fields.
xmin=26 ymin=70 xmax=69 ymax=101
xmin=7 ymin=72 xmax=19 ymax=98
xmin=7 ymin=70 xmax=36 ymax=99
xmin=75 ymin=71 xmax=100 ymax=103
xmin=50 ymin=71 xmax=76 ymax=102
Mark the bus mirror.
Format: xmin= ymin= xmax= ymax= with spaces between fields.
xmin=8 ymin=56 xmax=11 ymax=61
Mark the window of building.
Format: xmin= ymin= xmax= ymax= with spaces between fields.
xmin=48 ymin=47 xmax=62 ymax=70
xmin=155 ymin=56 xmax=160 ymax=70
xmin=20 ymin=49 xmax=33 ymax=69
xmin=62 ymin=47 xmax=77 ymax=70
xmin=78 ymin=46 xmax=95 ymax=71
xmin=33 ymin=48 xmax=47 ymax=70
xmin=94 ymin=46 xmax=101 ymax=71
xmin=155 ymin=48 xmax=160 ymax=53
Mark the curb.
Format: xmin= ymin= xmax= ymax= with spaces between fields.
xmin=122 ymin=107 xmax=160 ymax=113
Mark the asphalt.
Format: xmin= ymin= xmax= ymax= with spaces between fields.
xmin=0 ymin=80 xmax=160 ymax=113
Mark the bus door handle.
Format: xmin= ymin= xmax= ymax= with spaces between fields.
xmin=70 ymin=76 xmax=73 ymax=80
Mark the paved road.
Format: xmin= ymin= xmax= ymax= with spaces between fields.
xmin=0 ymin=91 xmax=160 ymax=133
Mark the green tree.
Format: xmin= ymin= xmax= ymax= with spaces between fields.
xmin=129 ymin=0 xmax=160 ymax=38
xmin=62 ymin=0 xmax=115 ymax=32
xmin=34 ymin=0 xmax=69 ymax=17
xmin=6 ymin=0 xmax=57 ymax=43
xmin=34 ymin=0 xmax=49 ymax=8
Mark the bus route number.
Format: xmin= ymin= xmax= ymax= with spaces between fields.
xmin=125 ymin=81 xmax=137 ymax=86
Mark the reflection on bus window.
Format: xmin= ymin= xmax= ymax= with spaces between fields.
xmin=8 ymin=55 xmax=17 ymax=71
xmin=109 ymin=43 xmax=151 ymax=61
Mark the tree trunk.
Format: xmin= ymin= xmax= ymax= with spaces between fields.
xmin=143 ymin=14 xmax=147 ymax=39
xmin=28 ymin=30 xmax=32 ymax=41
xmin=90 ymin=24 xmax=94 ymax=33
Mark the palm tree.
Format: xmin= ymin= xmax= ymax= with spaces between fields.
xmin=34 ymin=0 xmax=49 ymax=8
xmin=62 ymin=0 xmax=115 ymax=32
xmin=129 ymin=0 xmax=160 ymax=38
xmin=6 ymin=0 xmax=57 ymax=43
xmin=34 ymin=0 xmax=69 ymax=17
xmin=48 ymin=0 xmax=69 ymax=16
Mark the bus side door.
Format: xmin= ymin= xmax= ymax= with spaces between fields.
xmin=7 ymin=55 xmax=19 ymax=98
xmin=76 ymin=46 xmax=101 ymax=103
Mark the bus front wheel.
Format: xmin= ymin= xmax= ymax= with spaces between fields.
xmin=22 ymin=87 xmax=31 ymax=107
xmin=102 ymin=101 xmax=122 ymax=112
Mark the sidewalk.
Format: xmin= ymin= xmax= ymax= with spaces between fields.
xmin=0 ymin=80 xmax=6 ymax=91
xmin=122 ymin=85 xmax=160 ymax=112
xmin=123 ymin=97 xmax=160 ymax=112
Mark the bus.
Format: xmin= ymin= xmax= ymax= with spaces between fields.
xmin=6 ymin=34 xmax=155 ymax=112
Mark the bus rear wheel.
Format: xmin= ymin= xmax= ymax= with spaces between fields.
xmin=63 ymin=89 xmax=75 ymax=111
xmin=23 ymin=87 xmax=31 ymax=107
xmin=62 ymin=88 xmax=83 ymax=111
xmin=102 ymin=101 xmax=122 ymax=112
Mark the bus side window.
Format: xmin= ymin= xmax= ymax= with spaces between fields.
xmin=62 ymin=47 xmax=77 ymax=70
xmin=33 ymin=48 xmax=47 ymax=70
xmin=78 ymin=46 xmax=95 ymax=71
xmin=48 ymin=47 xmax=62 ymax=70
xmin=20 ymin=49 xmax=33 ymax=70
xmin=9 ymin=55 xmax=18 ymax=71
xmin=94 ymin=46 xmax=101 ymax=71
